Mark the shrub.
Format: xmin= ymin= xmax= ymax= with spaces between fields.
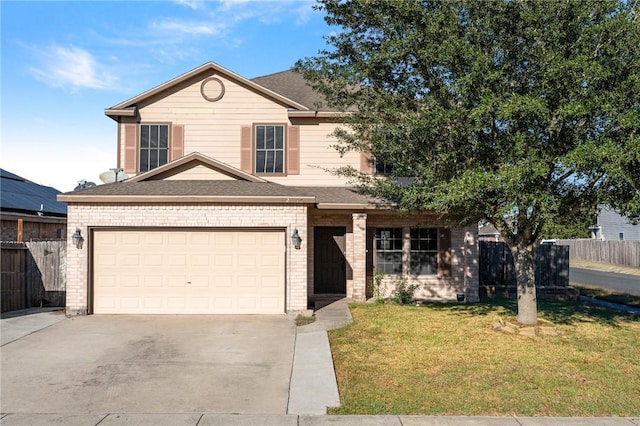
xmin=391 ymin=277 xmax=418 ymax=304
xmin=370 ymin=269 xmax=387 ymax=304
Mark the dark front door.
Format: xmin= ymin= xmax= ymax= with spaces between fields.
xmin=314 ymin=227 xmax=347 ymax=294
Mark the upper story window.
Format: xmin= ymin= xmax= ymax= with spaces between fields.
xmin=255 ymin=125 xmax=285 ymax=174
xmin=140 ymin=124 xmax=169 ymax=172
xmin=375 ymin=159 xmax=394 ymax=176
xmin=410 ymin=228 xmax=438 ymax=275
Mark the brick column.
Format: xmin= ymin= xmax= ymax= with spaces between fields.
xmin=352 ymin=213 xmax=367 ymax=302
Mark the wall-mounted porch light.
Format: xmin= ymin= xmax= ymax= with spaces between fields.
xmin=71 ymin=229 xmax=84 ymax=249
xmin=291 ymin=228 xmax=302 ymax=250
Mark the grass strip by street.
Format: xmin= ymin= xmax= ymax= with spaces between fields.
xmin=328 ymin=301 xmax=640 ymax=416
xmin=573 ymin=283 xmax=640 ymax=308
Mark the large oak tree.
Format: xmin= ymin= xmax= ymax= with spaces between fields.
xmin=297 ymin=0 xmax=640 ymax=324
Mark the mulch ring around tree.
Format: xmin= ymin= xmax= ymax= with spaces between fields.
xmin=493 ymin=317 xmax=563 ymax=337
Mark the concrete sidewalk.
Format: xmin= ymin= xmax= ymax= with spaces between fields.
xmin=0 ymin=413 xmax=638 ymax=425
xmin=1 ymin=307 xmax=66 ymax=346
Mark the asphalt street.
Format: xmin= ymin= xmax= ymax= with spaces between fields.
xmin=570 ymin=268 xmax=640 ymax=296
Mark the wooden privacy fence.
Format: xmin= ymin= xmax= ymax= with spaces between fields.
xmin=1 ymin=240 xmax=66 ymax=313
xmin=557 ymin=239 xmax=640 ymax=268
xmin=479 ymin=241 xmax=569 ymax=288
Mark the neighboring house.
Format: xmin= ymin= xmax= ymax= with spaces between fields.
xmin=58 ymin=62 xmax=478 ymax=316
xmin=478 ymin=223 xmax=502 ymax=242
xmin=590 ymin=206 xmax=640 ymax=241
xmin=1 ymin=169 xmax=67 ymax=241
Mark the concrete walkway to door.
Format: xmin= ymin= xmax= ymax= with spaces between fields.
xmin=288 ymin=297 xmax=353 ymax=415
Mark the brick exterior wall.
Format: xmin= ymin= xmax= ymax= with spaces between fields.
xmin=66 ymin=203 xmax=308 ymax=315
xmin=308 ymin=211 xmax=479 ymax=303
xmin=377 ymin=225 xmax=479 ymax=302
xmin=67 ymin=203 xmax=479 ymax=315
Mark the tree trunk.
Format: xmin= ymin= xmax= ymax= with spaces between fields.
xmin=511 ymin=245 xmax=538 ymax=325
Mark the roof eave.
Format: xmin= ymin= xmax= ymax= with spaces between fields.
xmin=104 ymin=107 xmax=138 ymax=119
xmin=315 ymin=202 xmax=395 ymax=210
xmin=107 ymin=62 xmax=311 ymax=113
xmin=288 ymin=111 xmax=346 ymax=118
xmin=57 ymin=195 xmax=316 ymax=204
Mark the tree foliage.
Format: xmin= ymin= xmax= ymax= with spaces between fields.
xmin=297 ymin=0 xmax=640 ymax=324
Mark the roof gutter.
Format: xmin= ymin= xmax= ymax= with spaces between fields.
xmin=57 ymin=195 xmax=316 ymax=204
xmin=315 ymin=202 xmax=394 ymax=210
xmin=104 ymin=107 xmax=138 ymax=120
xmin=288 ymin=111 xmax=346 ymax=118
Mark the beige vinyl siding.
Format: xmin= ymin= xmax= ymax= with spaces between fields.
xmin=118 ymin=73 xmax=289 ymax=176
xmin=117 ymin=73 xmax=360 ymax=186
xmin=266 ymin=122 xmax=361 ymax=186
xmin=161 ymin=165 xmax=238 ymax=180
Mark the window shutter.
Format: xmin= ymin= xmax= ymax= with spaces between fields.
xmin=123 ymin=124 xmax=137 ymax=174
xmin=438 ymin=228 xmax=452 ymax=277
xmin=240 ymin=126 xmax=253 ymax=173
xmin=171 ymin=124 xmax=184 ymax=161
xmin=360 ymin=151 xmax=373 ymax=174
xmin=287 ymin=125 xmax=300 ymax=175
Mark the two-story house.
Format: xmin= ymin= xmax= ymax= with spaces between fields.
xmin=59 ymin=62 xmax=478 ymax=316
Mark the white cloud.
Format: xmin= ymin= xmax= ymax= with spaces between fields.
xmin=150 ymin=18 xmax=225 ymax=36
xmin=173 ymin=0 xmax=206 ymax=10
xmin=29 ymin=45 xmax=117 ymax=91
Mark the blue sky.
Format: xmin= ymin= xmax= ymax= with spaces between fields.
xmin=1 ymin=0 xmax=332 ymax=192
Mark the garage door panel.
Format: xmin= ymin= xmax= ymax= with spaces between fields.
xmin=96 ymin=253 xmax=117 ymax=267
xmin=144 ymin=254 xmax=163 ymax=266
xmin=144 ymin=276 xmax=163 ymax=287
xmin=143 ymin=297 xmax=162 ymax=309
xmin=121 ymin=233 xmax=141 ymax=244
xmin=120 ymin=276 xmax=140 ymax=288
xmin=215 ymin=254 xmax=234 ymax=266
xmin=238 ymin=254 xmax=257 ymax=267
xmin=191 ymin=254 xmax=210 ymax=266
xmin=167 ymin=276 xmax=186 ymax=287
xmin=93 ymin=230 xmax=285 ymax=314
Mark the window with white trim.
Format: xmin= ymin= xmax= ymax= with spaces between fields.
xmin=139 ymin=124 xmax=169 ymax=172
xmin=375 ymin=228 xmax=403 ymax=274
xmin=255 ymin=125 xmax=285 ymax=174
xmin=410 ymin=228 xmax=438 ymax=275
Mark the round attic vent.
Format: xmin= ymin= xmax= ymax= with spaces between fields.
xmin=201 ymin=77 xmax=225 ymax=102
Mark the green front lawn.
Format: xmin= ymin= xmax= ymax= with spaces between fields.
xmin=328 ymin=302 xmax=640 ymax=416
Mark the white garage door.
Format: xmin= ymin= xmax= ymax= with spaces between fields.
xmin=93 ymin=229 xmax=285 ymax=314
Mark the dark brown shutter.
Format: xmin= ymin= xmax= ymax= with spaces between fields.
xmin=123 ymin=124 xmax=137 ymax=174
xmin=171 ymin=124 xmax=184 ymax=161
xmin=366 ymin=227 xmax=374 ymax=298
xmin=287 ymin=125 xmax=300 ymax=175
xmin=438 ymin=228 xmax=452 ymax=277
xmin=240 ymin=126 xmax=253 ymax=173
xmin=360 ymin=151 xmax=373 ymax=174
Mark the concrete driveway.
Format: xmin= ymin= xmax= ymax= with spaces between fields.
xmin=1 ymin=314 xmax=296 ymax=414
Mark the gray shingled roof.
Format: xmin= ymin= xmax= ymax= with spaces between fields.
xmin=251 ymin=70 xmax=333 ymax=111
xmin=62 ymin=180 xmax=390 ymax=208
xmin=291 ymin=186 xmax=389 ymax=206
xmin=66 ymin=180 xmax=307 ymax=198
